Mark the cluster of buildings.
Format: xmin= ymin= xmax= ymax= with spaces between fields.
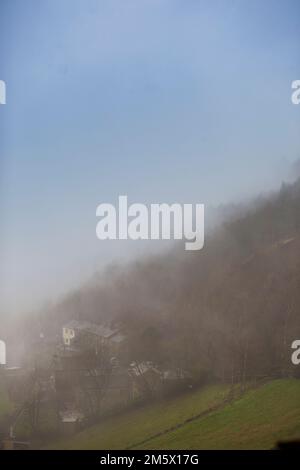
xmin=1 ymin=319 xmax=192 ymax=438
xmin=55 ymin=319 xmax=192 ymax=434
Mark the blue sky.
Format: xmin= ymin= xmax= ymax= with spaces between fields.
xmin=0 ymin=0 xmax=300 ymax=315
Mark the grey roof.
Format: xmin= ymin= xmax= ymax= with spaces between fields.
xmin=63 ymin=320 xmax=120 ymax=339
xmin=129 ymin=362 xmax=161 ymax=377
xmin=59 ymin=410 xmax=84 ymax=423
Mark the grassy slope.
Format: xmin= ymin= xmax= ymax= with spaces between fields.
xmin=48 ymin=380 xmax=300 ymax=450
xmin=47 ymin=380 xmax=300 ymax=449
xmin=49 ymin=384 xmax=230 ymax=449
xmin=140 ymin=379 xmax=300 ymax=450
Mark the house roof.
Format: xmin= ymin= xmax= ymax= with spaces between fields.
xmin=63 ymin=320 xmax=121 ymax=339
xmin=129 ymin=362 xmax=161 ymax=377
xmin=59 ymin=410 xmax=84 ymax=423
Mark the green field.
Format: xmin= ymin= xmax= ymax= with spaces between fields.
xmin=141 ymin=380 xmax=300 ymax=449
xmin=48 ymin=384 xmax=230 ymax=449
xmin=48 ymin=379 xmax=300 ymax=450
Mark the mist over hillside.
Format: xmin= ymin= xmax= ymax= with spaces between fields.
xmin=8 ymin=177 xmax=300 ymax=383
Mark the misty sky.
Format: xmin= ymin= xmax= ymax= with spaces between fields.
xmin=0 ymin=0 xmax=300 ymax=315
